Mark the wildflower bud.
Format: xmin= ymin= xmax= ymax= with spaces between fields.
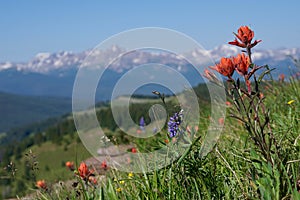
xmin=226 ymin=101 xmax=232 ymax=106
xmin=218 ymin=117 xmax=224 ymax=125
xmin=100 ymin=160 xmax=108 ymax=170
xmin=88 ymin=176 xmax=97 ymax=184
xmin=128 ymin=172 xmax=134 ymax=178
xmin=203 ymin=69 xmax=220 ymax=83
xmin=279 ymin=74 xmax=285 ymax=82
xmin=36 ymin=180 xmax=47 ymax=190
xmin=131 ymin=148 xmax=137 ymax=153
xmin=65 ymin=161 xmax=74 ymax=171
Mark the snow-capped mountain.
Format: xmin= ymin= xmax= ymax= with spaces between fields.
xmin=2 ymin=45 xmax=299 ymax=74
xmin=0 ymin=45 xmax=299 ymax=100
xmin=186 ymin=45 xmax=300 ymax=65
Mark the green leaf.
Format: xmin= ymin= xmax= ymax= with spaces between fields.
xmin=257 ymin=66 xmax=275 ymax=84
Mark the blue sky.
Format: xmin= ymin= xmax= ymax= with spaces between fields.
xmin=1 ymin=0 xmax=300 ymax=62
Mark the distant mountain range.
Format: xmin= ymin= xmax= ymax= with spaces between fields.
xmin=0 ymin=45 xmax=299 ymax=100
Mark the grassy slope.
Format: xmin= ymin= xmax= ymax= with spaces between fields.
xmin=5 ymin=134 xmax=92 ymax=196
xmin=0 ymin=84 xmax=207 ymax=198
xmin=28 ymin=137 xmax=91 ymax=181
xmin=5 ymin=81 xmax=300 ymax=199
xmin=94 ymin=80 xmax=299 ymax=200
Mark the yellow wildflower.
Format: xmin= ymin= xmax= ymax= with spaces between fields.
xmin=116 ymin=187 xmax=122 ymax=192
xmin=128 ymin=172 xmax=134 ymax=178
xmin=287 ymin=100 xmax=295 ymax=105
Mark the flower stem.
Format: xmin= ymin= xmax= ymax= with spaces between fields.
xmin=246 ymin=46 xmax=253 ymax=64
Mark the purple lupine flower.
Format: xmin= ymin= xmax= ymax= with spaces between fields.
xmin=167 ymin=111 xmax=183 ymax=137
xmin=139 ymin=117 xmax=145 ymax=130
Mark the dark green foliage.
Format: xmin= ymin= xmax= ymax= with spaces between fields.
xmin=15 ymin=180 xmax=26 ymax=196
xmin=0 ymin=92 xmax=71 ymax=132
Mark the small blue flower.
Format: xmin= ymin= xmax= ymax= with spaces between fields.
xmin=167 ymin=111 xmax=183 ymax=137
xmin=139 ymin=117 xmax=145 ymax=130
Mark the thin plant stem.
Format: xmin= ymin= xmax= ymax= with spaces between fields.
xmin=215 ymin=147 xmax=247 ymax=199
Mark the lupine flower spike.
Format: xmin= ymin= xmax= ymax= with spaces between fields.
xmin=168 ymin=111 xmax=183 ymax=137
xmin=139 ymin=116 xmax=145 ymax=131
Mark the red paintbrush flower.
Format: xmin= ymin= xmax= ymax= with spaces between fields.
xmin=78 ymin=162 xmax=93 ymax=179
xmin=209 ymin=57 xmax=235 ymax=78
xmin=131 ymin=147 xmax=137 ymax=153
xmin=65 ymin=161 xmax=74 ymax=171
xmin=229 ymin=26 xmax=261 ymax=48
xmin=233 ymin=53 xmax=250 ymax=76
xmin=100 ymin=160 xmax=108 ymax=170
xmin=36 ymin=180 xmax=47 ymax=190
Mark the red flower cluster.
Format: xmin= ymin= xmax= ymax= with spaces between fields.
xmin=77 ymin=162 xmax=98 ymax=184
xmin=78 ymin=162 xmax=94 ymax=180
xmin=206 ymin=26 xmax=261 ymax=95
xmin=228 ymin=26 xmax=261 ymax=48
xmin=209 ymin=53 xmax=250 ymax=78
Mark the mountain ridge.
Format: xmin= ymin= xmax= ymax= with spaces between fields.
xmin=0 ymin=45 xmax=299 ymax=100
xmin=1 ymin=45 xmax=299 ymax=74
